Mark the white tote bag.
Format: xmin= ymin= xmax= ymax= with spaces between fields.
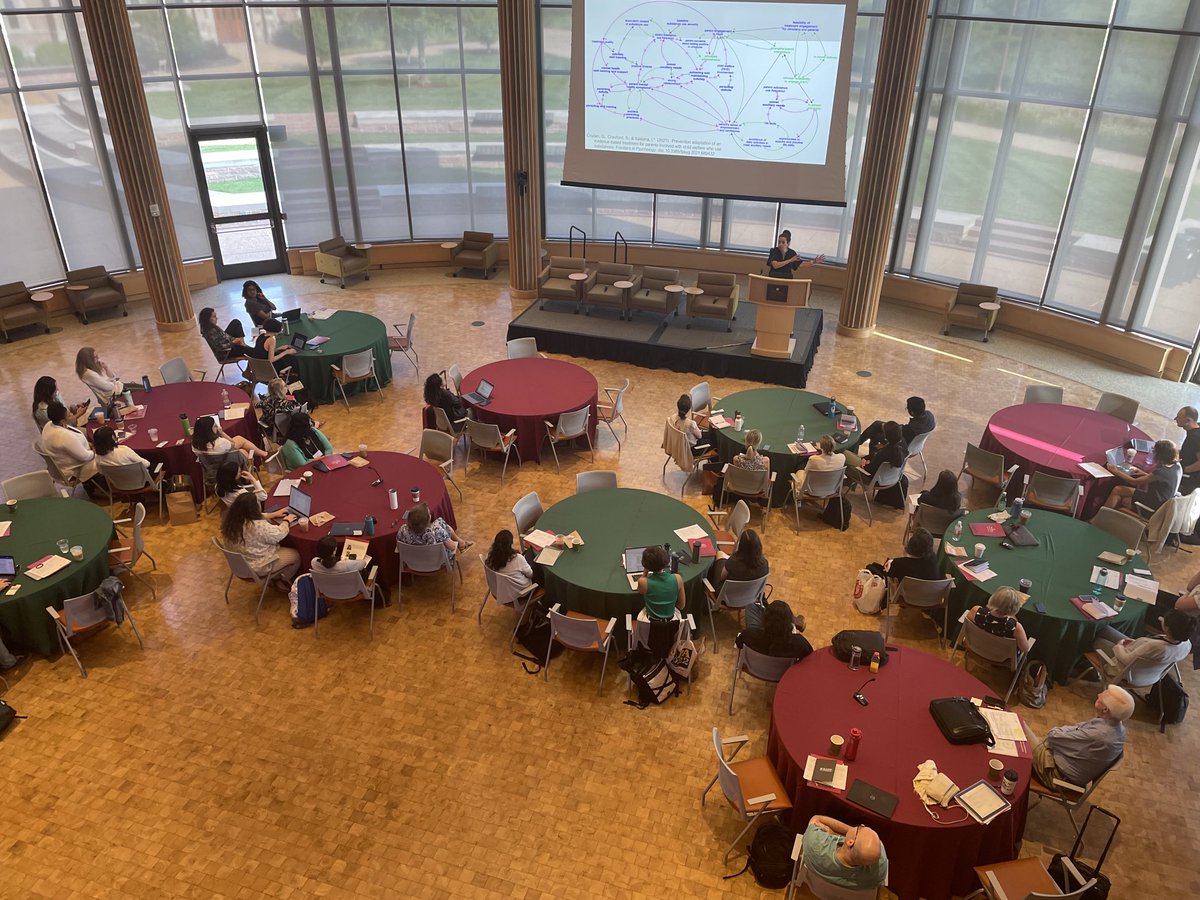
xmin=852 ymin=568 xmax=887 ymax=615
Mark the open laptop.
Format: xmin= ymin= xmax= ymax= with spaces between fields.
xmin=847 ymin=779 xmax=899 ymax=818
xmin=622 ymin=546 xmax=651 ymax=574
xmin=1105 ymin=447 xmax=1141 ymax=476
xmin=1130 ymin=438 xmax=1152 ymax=453
xmin=282 ymin=486 xmax=313 ymax=523
xmin=462 ymin=378 xmax=494 ymax=407
xmin=0 ymin=555 xmax=16 ymax=577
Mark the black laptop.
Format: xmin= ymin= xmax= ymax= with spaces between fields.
xmin=279 ymin=308 xmax=302 ymax=322
xmin=847 ymin=779 xmax=899 ymax=818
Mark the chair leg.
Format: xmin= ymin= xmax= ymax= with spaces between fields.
xmin=708 ymin=602 xmax=719 ymax=653
xmin=597 ymin=643 xmax=610 ymax=695
xmin=729 ymin=658 xmax=740 ymax=715
xmin=549 ymin=438 xmax=561 ymax=474
xmin=477 ymin=591 xmax=490 ymax=624
xmin=123 ymin=604 xmax=145 ymax=649
xmin=255 ymin=580 xmax=270 ymax=625
xmin=368 ymin=587 xmax=376 ymax=639
xmin=586 ymin=431 xmax=594 ymax=463
xmin=63 ymin=634 xmax=87 ymax=678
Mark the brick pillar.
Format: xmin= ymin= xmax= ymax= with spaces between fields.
xmin=498 ymin=0 xmax=544 ymax=300
xmin=79 ymin=1 xmax=194 ymax=332
xmin=838 ymin=1 xmax=931 ymax=336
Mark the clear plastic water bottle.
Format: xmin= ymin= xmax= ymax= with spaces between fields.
xmin=221 ymin=388 xmax=230 ymax=409
xmin=953 ymin=519 xmax=963 ymax=541
xmin=796 ymin=423 xmax=805 ymax=443
xmin=997 ymin=489 xmax=1007 ymax=511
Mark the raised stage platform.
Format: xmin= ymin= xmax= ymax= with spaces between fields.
xmin=506 ymin=299 xmax=822 ymax=387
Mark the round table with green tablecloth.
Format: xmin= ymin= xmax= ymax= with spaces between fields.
xmin=938 ymin=508 xmax=1148 ymax=684
xmin=535 ymin=488 xmax=715 ymax=623
xmin=0 ymin=498 xmax=115 ymax=657
xmin=284 ymin=310 xmax=392 ymax=406
xmin=711 ymin=388 xmax=861 ymax=506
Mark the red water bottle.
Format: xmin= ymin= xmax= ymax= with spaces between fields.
xmin=844 ymin=727 xmax=862 ymax=762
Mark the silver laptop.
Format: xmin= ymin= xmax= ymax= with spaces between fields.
xmin=462 ymin=378 xmax=494 ymax=407
xmin=287 ymin=486 xmax=313 ymax=519
xmin=1105 ymin=447 xmax=1139 ymax=475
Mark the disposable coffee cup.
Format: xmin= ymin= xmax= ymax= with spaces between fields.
xmin=96 ymin=412 xmax=106 ymax=424
xmin=388 ymin=488 xmax=399 ymax=511
xmin=148 ymin=428 xmax=159 ymax=441
xmin=70 ymin=545 xmax=83 ymax=561
xmin=830 ymin=735 xmax=844 ymax=757
xmin=1113 ymin=595 xmax=1127 ymax=611
xmin=1019 ymin=509 xmax=1032 ymax=525
xmin=974 ymin=542 xmax=986 ymax=559
xmin=6 ymin=499 xmax=15 ymax=515
xmin=1001 ymin=770 xmax=1018 ymax=796
xmin=358 ymin=443 xmax=368 ymax=459
xmin=411 ymin=486 xmax=420 ymax=503
xmin=1019 ymin=578 xmax=1032 ymax=594
xmin=1126 ymin=448 xmax=1137 ymax=462
xmin=302 ymin=471 xmax=313 ymax=485
xmin=122 ymin=390 xmax=133 ymax=407
xmin=988 ymin=759 xmax=1004 ymax=781
xmin=298 ymin=518 xmax=310 ymax=533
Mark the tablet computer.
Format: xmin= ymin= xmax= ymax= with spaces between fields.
xmin=623 ymin=546 xmax=650 ymax=574
xmin=0 ymin=555 xmax=16 ymax=576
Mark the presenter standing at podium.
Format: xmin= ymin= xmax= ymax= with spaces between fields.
xmin=767 ymin=230 xmax=825 ymax=278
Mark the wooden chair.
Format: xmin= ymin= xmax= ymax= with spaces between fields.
xmin=969 ymin=854 xmax=1094 ymax=899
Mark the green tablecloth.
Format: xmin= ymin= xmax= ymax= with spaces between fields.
xmin=286 ymin=311 xmax=393 ymax=406
xmin=0 ymin=498 xmax=115 ymax=657
xmin=712 ymin=388 xmax=861 ymax=506
xmin=938 ymin=509 xmax=1147 ymax=684
xmin=536 ymin=488 xmax=715 ymax=623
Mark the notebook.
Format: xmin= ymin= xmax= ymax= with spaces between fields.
xmin=847 ymin=779 xmax=899 ymax=818
xmin=314 ymin=455 xmax=349 ymax=473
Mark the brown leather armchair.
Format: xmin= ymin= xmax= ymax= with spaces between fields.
xmin=0 ymin=282 xmax=50 ymax=341
xmin=944 ymin=282 xmax=1000 ymax=341
xmin=449 ymin=231 xmax=499 ymax=279
xmin=628 ymin=266 xmax=681 ymax=322
xmin=538 ymin=256 xmax=593 ymax=310
xmin=686 ymin=272 xmax=740 ymax=331
xmin=315 ymin=237 xmax=370 ymax=288
xmin=64 ymin=266 xmax=128 ymax=324
xmin=584 ymin=262 xmax=638 ymax=319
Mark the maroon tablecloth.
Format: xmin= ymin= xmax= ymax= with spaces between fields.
xmin=768 ymin=647 xmax=1031 ymax=900
xmin=88 ymin=383 xmax=258 ymax=502
xmin=460 ymin=359 xmax=598 ymax=464
xmin=268 ymin=451 xmax=454 ymax=587
xmin=980 ymin=403 xmax=1150 ymax=518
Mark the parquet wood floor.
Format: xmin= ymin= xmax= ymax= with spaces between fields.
xmin=0 ymin=266 xmax=1195 ymax=899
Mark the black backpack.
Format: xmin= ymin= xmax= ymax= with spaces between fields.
xmin=821 ymin=496 xmax=852 ymax=530
xmin=619 ymin=649 xmax=678 ymax=708
xmin=723 ymin=819 xmax=794 ymax=888
xmin=512 ymin=601 xmax=563 ymax=674
xmin=1148 ymin=669 xmax=1188 ymax=729
xmin=0 ymin=698 xmax=26 ymax=735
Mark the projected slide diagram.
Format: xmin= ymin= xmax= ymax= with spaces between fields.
xmin=585 ymin=2 xmax=845 ymax=165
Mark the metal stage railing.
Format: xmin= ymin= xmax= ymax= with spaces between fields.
xmin=612 ymin=231 xmax=628 ymax=264
xmin=568 ymin=225 xmax=586 ymax=259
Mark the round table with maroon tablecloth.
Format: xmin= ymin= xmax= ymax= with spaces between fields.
xmin=89 ymin=382 xmax=259 ymax=503
xmin=460 ymin=359 xmax=598 ymax=465
xmin=268 ymin=451 xmax=455 ymax=588
xmin=768 ymin=647 xmax=1032 ymax=900
xmin=980 ymin=403 xmax=1150 ymax=519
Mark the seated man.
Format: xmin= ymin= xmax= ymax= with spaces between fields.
xmin=802 ymin=815 xmax=887 ymax=891
xmin=848 ymin=396 xmax=935 ymax=454
xmin=1027 ymin=686 xmax=1133 ymax=788
xmin=1092 ymin=609 xmax=1193 ymax=680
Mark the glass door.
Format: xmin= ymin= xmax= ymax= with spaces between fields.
xmin=189 ymin=127 xmax=287 ymax=280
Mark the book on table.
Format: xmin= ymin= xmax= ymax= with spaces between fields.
xmin=969 ymin=522 xmax=1006 ymax=537
xmin=1071 ymin=595 xmax=1118 ymax=619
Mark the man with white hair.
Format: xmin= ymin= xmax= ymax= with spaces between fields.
xmin=1028 ymin=686 xmax=1133 ymax=788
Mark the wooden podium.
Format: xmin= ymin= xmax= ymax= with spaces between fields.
xmin=746 ymin=274 xmax=811 ymax=359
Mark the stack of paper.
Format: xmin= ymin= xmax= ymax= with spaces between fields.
xmin=308 ymin=307 xmax=336 ymax=320
xmin=957 ymin=559 xmax=997 ymax=582
xmin=1079 ymin=461 xmax=1113 ymax=478
xmin=674 ymin=524 xmax=707 ymax=542
xmin=978 ymin=706 xmax=1028 ymax=742
xmin=987 ymin=511 xmax=1011 ymax=523
xmin=348 ymin=456 xmax=370 ymax=468
xmin=273 ymin=478 xmax=301 ymax=497
xmin=708 ymin=414 xmax=731 ymax=429
xmin=1122 ymin=573 xmax=1159 ymax=604
xmin=223 ymin=403 xmax=250 ymax=421
xmin=1072 ymin=596 xmax=1118 ymax=619
xmin=523 ymin=529 xmax=557 ymax=550
xmin=944 ymin=543 xmax=967 ymax=557
xmin=26 ymin=555 xmax=70 ymax=581
xmin=536 ymin=547 xmax=562 ymax=566
xmin=788 ymin=441 xmax=819 ymax=455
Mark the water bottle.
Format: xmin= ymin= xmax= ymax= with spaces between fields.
xmin=221 ymin=389 xmax=230 ymax=409
xmin=829 ymin=398 xmax=837 ymax=418
xmin=953 ymin=519 xmax=963 ymax=541
xmin=848 ymin=645 xmax=861 ymax=670
xmin=1009 ymin=497 xmax=1023 ymax=520
xmin=179 ymin=413 xmax=191 ymax=437
xmin=997 ymin=489 xmax=1007 ymax=511
xmin=797 ymin=423 xmax=805 ymax=443
xmin=869 ymin=651 xmax=881 ymax=673
xmin=365 ymin=515 xmax=376 ymax=536
xmin=844 ymin=727 xmax=862 ymax=762
xmin=1093 ymin=568 xmax=1107 ymax=598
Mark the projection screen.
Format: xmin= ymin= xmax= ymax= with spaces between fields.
xmin=562 ymin=0 xmax=859 ymax=206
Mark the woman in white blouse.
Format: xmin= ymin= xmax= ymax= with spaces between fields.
xmin=75 ymin=347 xmax=127 ymax=406
xmin=191 ymin=414 xmax=267 ymax=463
xmin=219 ymin=492 xmax=301 ymax=581
xmin=93 ymin=426 xmax=152 ymax=473
xmin=309 ymin=536 xmax=367 ymax=576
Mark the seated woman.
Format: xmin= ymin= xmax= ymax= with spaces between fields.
xmin=967 ymin=586 xmax=1032 ymax=653
xmin=424 ymin=372 xmax=469 ymax=432
xmin=198 ymin=307 xmax=266 ymax=363
xmin=75 ymin=346 xmax=130 ymax=406
xmin=1092 ymin=609 xmax=1193 ymax=679
xmin=793 ymin=434 xmax=846 ymax=495
xmin=93 ymin=425 xmax=152 ymax=473
xmin=674 ymin=393 xmax=710 ymax=456
xmin=219 ymin=491 xmax=301 ymax=582
xmin=32 ymin=375 xmax=87 ymax=431
xmin=255 ymin=318 xmax=296 ymax=374
xmin=883 ymin=527 xmax=941 ymax=584
xmin=309 ymin=535 xmax=366 ymax=576
xmin=398 ymin=501 xmax=472 ymax=562
xmin=918 ymin=469 xmax=963 ymax=512
xmin=712 ymin=527 xmax=769 ymax=589
xmin=280 ymin=412 xmax=333 ymax=468
xmin=1102 ymin=439 xmax=1182 ymax=517
xmin=733 ymin=429 xmax=769 ymax=471
xmin=637 ymin=544 xmax=685 ymax=621
xmin=735 ymin=599 xmax=813 ymax=661
xmin=485 ymin=529 xmax=541 ymax=591
xmin=214 ymin=459 xmax=267 ymax=508
xmin=242 ymin=280 xmax=277 ymax=326
xmin=256 ymin=379 xmax=316 ymax=433
xmin=191 ymin=415 xmax=267 ymax=464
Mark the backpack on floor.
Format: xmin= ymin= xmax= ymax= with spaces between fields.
xmin=722 ymin=818 xmax=794 ymax=889
xmin=289 ymin=574 xmax=329 ymax=627
xmin=874 ymin=474 xmax=910 ymax=510
xmin=512 ymin=601 xmax=563 ymax=674
xmin=620 ymin=649 xmax=678 ymax=708
xmin=853 ymin=568 xmax=887 ymax=615
xmin=821 ymin=496 xmax=852 ymax=530
xmin=0 ymin=698 xmax=25 ymax=735
xmin=1148 ymin=669 xmax=1188 ymax=727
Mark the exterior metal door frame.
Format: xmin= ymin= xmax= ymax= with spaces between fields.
xmin=188 ymin=126 xmax=287 ymax=280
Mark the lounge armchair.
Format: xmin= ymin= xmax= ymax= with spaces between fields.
xmin=943 ymin=282 xmax=999 ymax=341
xmin=448 ymin=231 xmax=499 ymax=279
xmin=315 ymin=236 xmax=370 ymax=288
xmin=628 ymin=266 xmax=681 ymax=323
xmin=686 ymin=272 xmax=739 ymax=330
xmin=0 ymin=281 xmax=50 ymax=341
xmin=584 ymin=262 xmax=638 ymax=318
xmin=538 ymin=256 xmax=592 ymax=310
xmin=64 ymin=266 xmax=128 ymax=324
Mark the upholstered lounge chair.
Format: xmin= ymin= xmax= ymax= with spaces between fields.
xmin=315 ymin=237 xmax=370 ymax=288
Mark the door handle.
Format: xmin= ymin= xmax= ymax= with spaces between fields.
xmin=280 ymin=212 xmax=288 ymax=221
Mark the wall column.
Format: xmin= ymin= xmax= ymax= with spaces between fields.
xmin=497 ymin=0 xmax=544 ymax=301
xmin=838 ymin=1 xmax=931 ymax=336
xmin=79 ymin=1 xmax=194 ymax=332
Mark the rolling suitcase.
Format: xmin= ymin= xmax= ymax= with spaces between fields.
xmin=1047 ymin=805 xmax=1118 ymax=899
